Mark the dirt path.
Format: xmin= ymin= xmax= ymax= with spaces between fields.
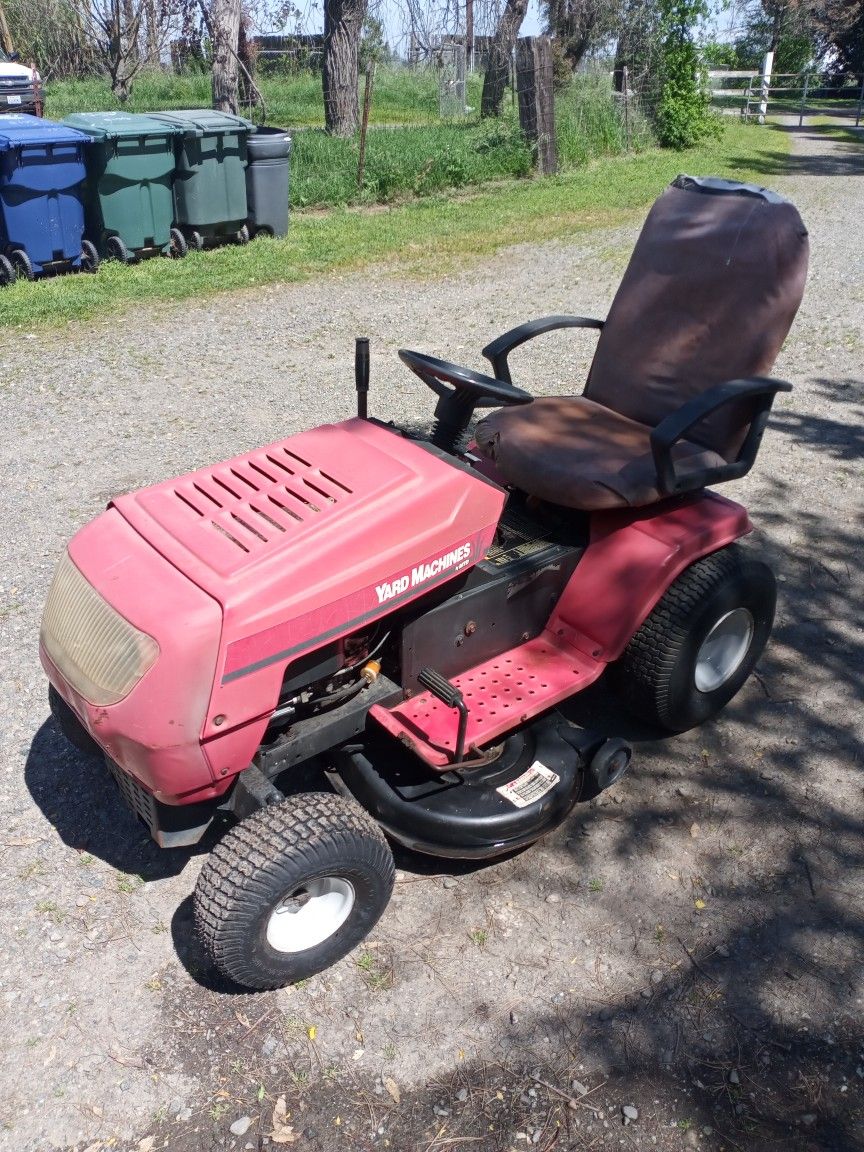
xmin=0 ymin=124 xmax=861 ymax=1152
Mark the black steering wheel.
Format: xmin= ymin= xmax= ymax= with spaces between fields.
xmin=398 ymin=349 xmax=532 ymax=409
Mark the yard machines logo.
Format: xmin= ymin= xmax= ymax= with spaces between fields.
xmin=375 ymin=542 xmax=473 ymax=604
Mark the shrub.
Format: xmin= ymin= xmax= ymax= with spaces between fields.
xmin=657 ymin=0 xmax=724 ymax=149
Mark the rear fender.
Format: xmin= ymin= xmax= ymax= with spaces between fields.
xmin=549 ymin=490 xmax=751 ymax=661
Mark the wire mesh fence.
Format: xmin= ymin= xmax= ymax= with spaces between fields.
xmin=709 ymin=69 xmax=864 ymax=127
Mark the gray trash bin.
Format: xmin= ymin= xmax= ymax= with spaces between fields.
xmin=245 ymin=127 xmax=292 ymax=238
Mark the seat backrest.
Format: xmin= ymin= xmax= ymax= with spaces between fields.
xmin=584 ymin=175 xmax=809 ymax=456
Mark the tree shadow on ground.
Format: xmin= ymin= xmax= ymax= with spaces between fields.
xmin=727 ymin=122 xmax=864 ymax=177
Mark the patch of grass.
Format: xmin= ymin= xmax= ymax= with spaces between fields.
xmin=0 ymin=120 xmax=789 ymax=329
xmin=34 ymin=899 xmax=64 ymax=922
xmin=116 ymin=874 xmax=143 ymax=893
xmin=469 ymin=928 xmax=489 ymax=948
xmin=45 ymin=65 xmax=484 ymax=129
xmin=355 ymin=950 xmax=393 ymax=991
xmin=588 ymin=878 xmax=604 ymax=893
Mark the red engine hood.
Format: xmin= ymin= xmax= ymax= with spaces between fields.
xmin=113 ymin=419 xmax=505 ymax=739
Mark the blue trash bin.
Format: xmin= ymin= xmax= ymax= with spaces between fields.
xmin=0 ymin=114 xmax=93 ymax=283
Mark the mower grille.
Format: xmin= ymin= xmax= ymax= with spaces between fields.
xmin=170 ymin=444 xmax=353 ymax=556
xmin=105 ymin=758 xmax=158 ymax=836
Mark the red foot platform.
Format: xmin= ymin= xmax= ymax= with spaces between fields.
xmin=370 ymin=634 xmax=604 ymax=769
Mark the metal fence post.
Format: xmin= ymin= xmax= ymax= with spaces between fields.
xmin=857 ymin=75 xmax=864 ymax=127
xmin=622 ymin=65 xmax=630 ymax=151
xmin=798 ymin=72 xmax=810 ymax=127
xmin=758 ymin=50 xmax=774 ymax=123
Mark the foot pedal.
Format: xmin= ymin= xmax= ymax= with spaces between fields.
xmin=417 ymin=667 xmax=469 ymax=762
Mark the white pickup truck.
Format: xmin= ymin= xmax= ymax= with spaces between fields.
xmin=0 ymin=49 xmax=41 ymax=115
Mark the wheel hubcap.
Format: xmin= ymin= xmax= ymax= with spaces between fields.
xmin=266 ymin=877 xmax=355 ymax=954
xmin=695 ymin=608 xmax=755 ymax=693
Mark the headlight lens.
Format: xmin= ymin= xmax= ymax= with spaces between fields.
xmin=40 ymin=551 xmax=159 ymax=706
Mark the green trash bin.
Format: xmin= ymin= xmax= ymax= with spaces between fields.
xmin=148 ymin=109 xmax=255 ymax=249
xmin=62 ymin=111 xmax=185 ymax=262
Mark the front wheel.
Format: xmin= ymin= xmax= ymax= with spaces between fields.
xmin=612 ymin=545 xmax=777 ymax=732
xmin=194 ymin=792 xmax=394 ymax=990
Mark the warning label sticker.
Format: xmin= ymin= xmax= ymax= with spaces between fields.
xmin=496 ymin=761 xmax=560 ymax=808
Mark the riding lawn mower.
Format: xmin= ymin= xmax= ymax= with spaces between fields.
xmin=40 ymin=175 xmax=809 ymax=989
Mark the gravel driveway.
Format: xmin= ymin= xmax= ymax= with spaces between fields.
xmin=1 ymin=123 xmax=861 ymax=1152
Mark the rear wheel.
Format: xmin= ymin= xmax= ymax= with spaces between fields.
xmin=194 ymin=792 xmax=394 ymax=989
xmin=612 ymin=545 xmax=776 ymax=732
xmin=235 ymin=223 xmax=250 ymax=245
xmin=0 ymin=253 xmax=13 ymax=286
xmin=80 ymin=239 xmax=100 ymax=273
xmin=190 ymin=230 xmax=204 ymax=252
xmin=11 ymin=249 xmax=34 ymax=281
xmin=169 ymin=227 xmax=187 ymax=258
xmin=106 ymin=235 xmax=131 ymax=264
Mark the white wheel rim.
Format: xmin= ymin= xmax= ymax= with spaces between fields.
xmin=266 ymin=877 xmax=355 ymax=954
xmin=695 ymin=608 xmax=755 ymax=693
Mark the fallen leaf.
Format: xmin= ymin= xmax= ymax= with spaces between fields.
xmin=383 ymin=1077 xmax=400 ymax=1105
xmin=352 ymin=1048 xmax=364 ymax=1060
xmin=694 ymin=898 xmax=706 ymax=910
xmin=43 ymin=1045 xmax=57 ymax=1067
xmin=137 ymin=1138 xmax=155 ymax=1152
xmin=234 ymin=1010 xmax=251 ymax=1028
xmin=307 ymin=1025 xmax=317 ymax=1040
xmin=91 ymin=1105 xmax=104 ymax=1117
xmin=269 ymin=1096 xmax=297 ymax=1144
xmin=690 ymin=823 xmax=701 ymax=838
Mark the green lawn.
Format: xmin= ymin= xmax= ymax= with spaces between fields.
xmin=44 ymin=69 xmax=646 ymax=209
xmin=0 ymin=120 xmax=792 ymax=329
xmin=45 ymin=67 xmax=482 ymax=129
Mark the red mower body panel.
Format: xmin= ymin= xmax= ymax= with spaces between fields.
xmin=372 ymin=491 xmax=751 ymax=766
xmin=39 ymin=508 xmax=226 ymax=802
xmin=43 ymin=419 xmax=505 ymax=796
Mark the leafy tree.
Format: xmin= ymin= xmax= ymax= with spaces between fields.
xmin=656 ymin=0 xmax=722 ymax=146
xmin=540 ymin=0 xmax=622 ymax=71
xmin=733 ymin=0 xmax=816 ymax=72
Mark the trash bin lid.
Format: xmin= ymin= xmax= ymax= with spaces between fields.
xmin=62 ymin=111 xmax=182 ymax=141
xmin=147 ymin=109 xmax=256 ymax=139
xmin=0 ymin=113 xmax=90 ymax=152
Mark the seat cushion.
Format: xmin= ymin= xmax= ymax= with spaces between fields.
xmin=474 ymin=396 xmax=726 ymax=511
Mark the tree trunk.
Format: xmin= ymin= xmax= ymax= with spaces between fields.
xmin=210 ymin=0 xmax=241 ymax=114
xmin=144 ymin=0 xmax=159 ymax=64
xmin=237 ymin=12 xmax=258 ymax=106
xmin=481 ymin=0 xmax=529 ymax=116
xmin=0 ymin=1 xmax=14 ymax=56
xmin=322 ymin=0 xmax=368 ymax=136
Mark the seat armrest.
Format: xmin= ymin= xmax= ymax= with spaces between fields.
xmin=481 ymin=315 xmax=605 ymax=383
xmin=651 ymin=376 xmax=792 ymax=495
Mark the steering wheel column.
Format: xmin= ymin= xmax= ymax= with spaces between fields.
xmin=398 ymin=349 xmax=532 ymax=454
